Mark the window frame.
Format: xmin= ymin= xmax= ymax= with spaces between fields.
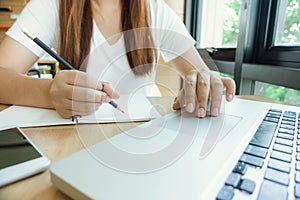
xmin=184 ymin=0 xmax=300 ymax=94
xmin=185 ymin=0 xmax=300 ymax=66
xmin=255 ymin=0 xmax=300 ymax=67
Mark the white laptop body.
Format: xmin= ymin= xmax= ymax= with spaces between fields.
xmin=50 ymin=98 xmax=300 ymax=199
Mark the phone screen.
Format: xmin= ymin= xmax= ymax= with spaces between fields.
xmin=0 ymin=128 xmax=42 ymax=169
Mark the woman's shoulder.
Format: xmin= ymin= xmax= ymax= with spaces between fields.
xmin=25 ymin=0 xmax=59 ymax=11
xmin=19 ymin=0 xmax=59 ymax=26
xmin=6 ymin=0 xmax=60 ymax=57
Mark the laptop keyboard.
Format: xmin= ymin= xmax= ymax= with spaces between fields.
xmin=216 ymin=109 xmax=300 ymax=200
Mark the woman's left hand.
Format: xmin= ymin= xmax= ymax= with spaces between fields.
xmin=172 ymin=69 xmax=236 ymax=118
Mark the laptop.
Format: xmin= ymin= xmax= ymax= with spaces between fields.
xmin=50 ymin=98 xmax=300 ymax=199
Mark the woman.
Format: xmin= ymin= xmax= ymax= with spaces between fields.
xmin=0 ymin=0 xmax=235 ymax=118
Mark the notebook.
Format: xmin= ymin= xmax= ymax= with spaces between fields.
xmin=50 ymin=98 xmax=300 ymax=199
xmin=0 ymin=94 xmax=161 ymax=128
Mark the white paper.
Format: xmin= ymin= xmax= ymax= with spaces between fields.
xmin=0 ymin=95 xmax=161 ymax=128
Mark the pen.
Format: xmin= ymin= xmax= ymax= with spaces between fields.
xmin=23 ymin=30 xmax=75 ymax=70
xmin=22 ymin=29 xmax=125 ymax=114
xmin=109 ymin=101 xmax=125 ymax=114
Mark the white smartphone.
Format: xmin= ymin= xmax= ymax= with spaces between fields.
xmin=0 ymin=126 xmax=50 ymax=187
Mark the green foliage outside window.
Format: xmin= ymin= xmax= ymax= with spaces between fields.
xmin=279 ymin=0 xmax=300 ymax=44
xmin=223 ymin=0 xmax=241 ymax=47
xmin=222 ymin=0 xmax=300 ymax=105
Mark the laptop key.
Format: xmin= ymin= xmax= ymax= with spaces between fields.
xmin=244 ymin=145 xmax=268 ymax=158
xmin=264 ymin=168 xmax=289 ymax=186
xmin=275 ymin=138 xmax=293 ymax=147
xmin=277 ymin=133 xmax=294 ymax=141
xmin=264 ymin=117 xmax=279 ymax=123
xmin=266 ymin=113 xmax=281 ymax=119
xmin=270 ymin=151 xmax=292 ymax=163
xmin=296 ymin=153 xmax=300 ymax=161
xmin=239 ymin=153 xmax=264 ymax=168
xmin=283 ymin=111 xmax=296 ymax=118
xmin=282 ymin=117 xmax=296 ymax=122
xmin=268 ymin=159 xmax=290 ymax=173
xmin=296 ymin=161 xmax=300 ymax=171
xmin=278 ymin=128 xmax=295 ymax=135
xmin=257 ymin=180 xmax=288 ymax=200
xmin=273 ymin=144 xmax=293 ymax=154
xmin=250 ymin=121 xmax=277 ymax=149
xmin=295 ymin=184 xmax=300 ymax=198
xmin=216 ymin=186 xmax=234 ymax=200
xmin=295 ymin=171 xmax=300 ymax=183
xmin=225 ymin=173 xmax=241 ymax=188
xmin=232 ymin=162 xmax=247 ymax=175
xmin=269 ymin=109 xmax=282 ymax=113
xmin=281 ymin=120 xmax=296 ymax=126
xmin=280 ymin=124 xmax=295 ymax=131
xmin=239 ymin=179 xmax=256 ymax=194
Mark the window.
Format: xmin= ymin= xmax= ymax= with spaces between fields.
xmin=185 ymin=0 xmax=300 ymax=105
xmin=255 ymin=82 xmax=300 ymax=106
xmin=275 ymin=0 xmax=300 ymax=46
xmin=222 ymin=0 xmax=241 ymax=47
xmin=197 ymin=0 xmax=241 ymax=48
xmin=256 ymin=0 xmax=300 ymax=67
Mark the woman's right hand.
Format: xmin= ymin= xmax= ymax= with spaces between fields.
xmin=49 ymin=70 xmax=119 ymax=118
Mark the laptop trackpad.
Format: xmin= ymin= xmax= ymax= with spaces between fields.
xmin=87 ymin=112 xmax=242 ymax=173
xmin=162 ymin=112 xmax=243 ymax=159
xmin=163 ymin=112 xmax=242 ymax=139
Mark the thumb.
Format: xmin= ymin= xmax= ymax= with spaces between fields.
xmin=222 ymin=78 xmax=236 ymax=102
xmin=173 ymin=97 xmax=181 ymax=110
xmin=172 ymin=89 xmax=185 ymax=110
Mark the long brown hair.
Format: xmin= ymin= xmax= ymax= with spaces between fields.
xmin=59 ymin=0 xmax=157 ymax=76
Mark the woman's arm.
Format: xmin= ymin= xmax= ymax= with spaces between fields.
xmin=170 ymin=47 xmax=236 ymax=118
xmin=0 ymin=36 xmax=54 ymax=108
xmin=0 ymin=36 xmax=118 ymax=118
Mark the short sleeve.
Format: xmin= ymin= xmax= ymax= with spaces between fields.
xmin=149 ymin=0 xmax=196 ymax=63
xmin=6 ymin=0 xmax=59 ymax=57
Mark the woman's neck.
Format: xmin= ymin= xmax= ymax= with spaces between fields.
xmin=92 ymin=0 xmax=121 ymax=11
xmin=92 ymin=0 xmax=122 ymax=41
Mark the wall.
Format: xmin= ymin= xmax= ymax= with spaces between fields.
xmin=164 ymin=0 xmax=185 ymax=20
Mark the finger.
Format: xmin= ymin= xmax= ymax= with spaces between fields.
xmin=54 ymin=98 xmax=101 ymax=116
xmin=62 ymin=70 xmax=103 ymax=90
xmin=172 ymin=90 xmax=185 ymax=110
xmin=64 ymin=110 xmax=95 ymax=118
xmin=172 ymin=99 xmax=180 ymax=110
xmin=209 ymin=73 xmax=224 ymax=116
xmin=222 ymin=77 xmax=236 ymax=102
xmin=72 ymin=86 xmax=110 ymax=103
xmin=184 ymin=71 xmax=197 ymax=113
xmin=102 ymin=82 xmax=120 ymax=99
xmin=57 ymin=110 xmax=74 ymax=119
xmin=71 ymin=101 xmax=102 ymax=115
xmin=195 ymin=70 xmax=210 ymax=118
xmin=55 ymin=105 xmax=98 ymax=119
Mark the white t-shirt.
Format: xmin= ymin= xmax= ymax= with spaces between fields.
xmin=7 ymin=0 xmax=195 ymax=96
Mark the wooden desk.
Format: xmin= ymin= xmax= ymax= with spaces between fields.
xmin=0 ymin=95 xmax=281 ymax=199
xmin=0 ymin=97 xmax=175 ymax=200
